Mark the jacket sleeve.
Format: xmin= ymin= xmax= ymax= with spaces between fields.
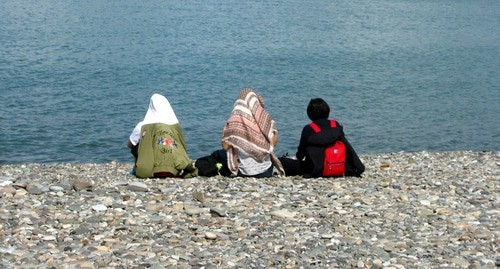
xmin=172 ymin=125 xmax=198 ymax=178
xmin=296 ymin=126 xmax=310 ymax=161
xmin=305 ymin=146 xmax=326 ymax=178
xmin=342 ymin=137 xmax=365 ymax=177
xmin=135 ymin=126 xmax=155 ymax=178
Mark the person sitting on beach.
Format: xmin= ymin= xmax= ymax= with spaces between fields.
xmin=216 ymin=88 xmax=285 ymax=178
xmin=281 ymin=98 xmax=364 ymax=178
xmin=127 ymin=93 xmax=197 ymax=178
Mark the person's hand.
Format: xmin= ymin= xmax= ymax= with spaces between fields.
xmin=272 ymin=129 xmax=278 ymax=146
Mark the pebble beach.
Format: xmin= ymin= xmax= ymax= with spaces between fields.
xmin=0 ymin=151 xmax=498 ymax=269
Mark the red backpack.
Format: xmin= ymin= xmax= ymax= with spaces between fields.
xmin=309 ymin=120 xmax=346 ymax=177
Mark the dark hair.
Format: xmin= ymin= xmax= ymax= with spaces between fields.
xmin=307 ymin=98 xmax=330 ymax=121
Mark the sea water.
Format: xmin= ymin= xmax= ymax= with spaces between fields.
xmin=1 ymin=0 xmax=499 ymax=164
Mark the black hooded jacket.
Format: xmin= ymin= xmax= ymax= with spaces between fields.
xmin=296 ymin=118 xmax=365 ymax=177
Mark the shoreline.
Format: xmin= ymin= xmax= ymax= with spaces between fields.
xmin=1 ymin=151 xmax=498 ymax=268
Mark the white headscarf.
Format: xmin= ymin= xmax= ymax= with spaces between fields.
xmin=129 ymin=93 xmax=179 ymax=146
xmin=142 ymin=93 xmax=179 ymax=125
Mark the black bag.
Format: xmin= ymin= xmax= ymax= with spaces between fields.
xmin=195 ymin=155 xmax=219 ymax=177
xmin=195 ymin=150 xmax=231 ymax=177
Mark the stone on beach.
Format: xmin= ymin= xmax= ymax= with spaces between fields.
xmin=0 ymin=151 xmax=498 ymax=268
xmin=73 ymin=179 xmax=93 ymax=191
xmin=128 ymin=181 xmax=148 ymax=192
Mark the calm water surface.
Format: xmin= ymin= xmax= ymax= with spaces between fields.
xmin=1 ymin=0 xmax=499 ymax=164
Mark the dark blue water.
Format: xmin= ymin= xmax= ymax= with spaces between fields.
xmin=1 ymin=0 xmax=499 ymax=164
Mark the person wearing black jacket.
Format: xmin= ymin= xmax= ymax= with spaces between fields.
xmin=280 ymin=98 xmax=364 ymax=177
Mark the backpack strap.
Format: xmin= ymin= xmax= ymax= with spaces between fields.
xmin=309 ymin=122 xmax=321 ymax=133
xmin=309 ymin=120 xmax=337 ymax=133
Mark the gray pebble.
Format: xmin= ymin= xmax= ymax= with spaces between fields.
xmin=0 ymin=151 xmax=496 ymax=268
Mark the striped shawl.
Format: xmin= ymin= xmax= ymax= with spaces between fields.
xmin=222 ymin=89 xmax=284 ymax=176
